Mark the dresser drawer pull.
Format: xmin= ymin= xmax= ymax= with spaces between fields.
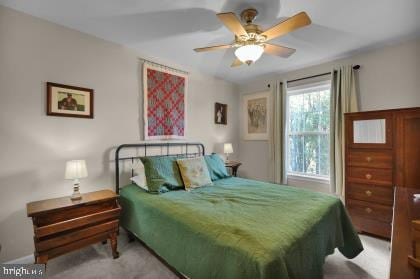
xmin=365 ymin=190 xmax=372 ymax=196
xmin=365 ymin=173 xmax=372 ymax=180
xmin=366 ymin=156 xmax=372 ymax=162
xmin=365 ymin=207 xmax=372 ymax=213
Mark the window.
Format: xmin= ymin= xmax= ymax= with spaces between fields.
xmin=286 ymin=81 xmax=331 ymax=180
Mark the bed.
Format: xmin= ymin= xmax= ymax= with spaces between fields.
xmin=115 ymin=143 xmax=363 ymax=279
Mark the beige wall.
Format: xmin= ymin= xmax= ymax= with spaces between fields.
xmin=238 ymin=38 xmax=420 ymax=183
xmin=0 ymin=6 xmax=239 ymax=262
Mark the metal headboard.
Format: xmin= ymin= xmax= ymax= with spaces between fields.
xmin=115 ymin=142 xmax=205 ymax=194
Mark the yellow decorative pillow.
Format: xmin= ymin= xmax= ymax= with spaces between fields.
xmin=177 ymin=157 xmax=212 ymax=190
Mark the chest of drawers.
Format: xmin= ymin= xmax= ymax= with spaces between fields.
xmin=345 ymin=108 xmax=420 ymax=239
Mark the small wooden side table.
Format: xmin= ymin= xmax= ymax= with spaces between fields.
xmin=27 ymin=190 xmax=120 ymax=264
xmin=225 ymin=160 xmax=242 ymax=177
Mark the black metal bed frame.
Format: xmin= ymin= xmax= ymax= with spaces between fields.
xmin=114 ymin=142 xmax=205 ymax=194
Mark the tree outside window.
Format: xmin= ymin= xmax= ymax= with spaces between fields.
xmin=287 ymin=82 xmax=331 ymax=179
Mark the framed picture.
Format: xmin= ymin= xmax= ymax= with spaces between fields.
xmin=143 ymin=63 xmax=188 ymax=140
xmin=47 ymin=82 xmax=94 ymax=118
xmin=243 ymin=91 xmax=270 ymax=140
xmin=215 ymin=102 xmax=227 ymax=125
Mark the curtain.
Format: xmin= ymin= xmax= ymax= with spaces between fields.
xmin=268 ymin=81 xmax=286 ymax=184
xmin=330 ymin=65 xmax=359 ymax=196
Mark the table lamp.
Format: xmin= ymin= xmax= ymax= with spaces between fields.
xmin=65 ymin=160 xmax=88 ymax=201
xmin=224 ymin=143 xmax=233 ymax=161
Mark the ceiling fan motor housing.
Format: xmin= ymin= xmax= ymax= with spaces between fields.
xmin=240 ymin=8 xmax=258 ymax=24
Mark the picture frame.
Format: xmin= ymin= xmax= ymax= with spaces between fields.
xmin=214 ymin=102 xmax=227 ymax=125
xmin=243 ymin=91 xmax=270 ymax=140
xmin=47 ymin=82 xmax=94 ymax=118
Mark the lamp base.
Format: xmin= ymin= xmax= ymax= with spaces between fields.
xmin=71 ymin=184 xmax=82 ymax=201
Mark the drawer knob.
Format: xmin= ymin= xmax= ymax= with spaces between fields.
xmin=365 ymin=173 xmax=372 ymax=180
xmin=366 ymin=156 xmax=372 ymax=162
xmin=365 ymin=190 xmax=372 ymax=196
xmin=365 ymin=207 xmax=372 ymax=213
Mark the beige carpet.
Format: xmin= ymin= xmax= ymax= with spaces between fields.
xmin=47 ymin=231 xmax=390 ymax=279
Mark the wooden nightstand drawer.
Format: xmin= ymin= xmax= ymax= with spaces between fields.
xmin=33 ymin=200 xmax=117 ymax=227
xmin=35 ymin=220 xmax=119 ymax=252
xmin=27 ymin=190 xmax=120 ymax=264
xmin=34 ymin=204 xmax=120 ymax=238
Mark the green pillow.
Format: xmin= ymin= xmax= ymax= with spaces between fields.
xmin=177 ymin=157 xmax=212 ymax=191
xmin=141 ymin=156 xmax=184 ymax=193
xmin=204 ymin=154 xmax=230 ymax=181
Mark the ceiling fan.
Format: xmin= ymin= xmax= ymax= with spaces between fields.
xmin=194 ymin=8 xmax=311 ymax=67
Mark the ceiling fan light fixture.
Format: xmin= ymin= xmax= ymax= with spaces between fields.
xmin=234 ymin=44 xmax=264 ymax=65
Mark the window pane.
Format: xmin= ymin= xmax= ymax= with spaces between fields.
xmin=319 ymin=90 xmax=330 ymax=131
xmin=319 ymin=134 xmax=330 ymax=176
xmin=287 ymin=84 xmax=331 ymax=178
xmin=289 ymin=94 xmax=303 ymax=132
xmin=288 ymin=135 xmax=304 ymax=173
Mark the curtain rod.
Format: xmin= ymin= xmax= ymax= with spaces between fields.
xmin=138 ymin=58 xmax=189 ymax=75
xmin=286 ymin=65 xmax=360 ymax=84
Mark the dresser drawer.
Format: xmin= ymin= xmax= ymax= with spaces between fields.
xmin=348 ymin=150 xmax=392 ymax=169
xmin=346 ymin=183 xmax=394 ymax=206
xmin=349 ymin=213 xmax=391 ymax=239
xmin=347 ymin=167 xmax=392 ymax=186
xmin=347 ymin=199 xmax=393 ymax=223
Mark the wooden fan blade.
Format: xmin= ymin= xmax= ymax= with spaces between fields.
xmin=194 ymin=44 xmax=232 ymax=52
xmin=264 ymin=44 xmax=296 ymax=58
xmin=231 ymin=58 xmax=243 ymax=67
xmin=217 ymin=12 xmax=248 ymax=37
xmin=261 ymin=12 xmax=311 ymax=41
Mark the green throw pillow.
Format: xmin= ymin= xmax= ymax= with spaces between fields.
xmin=141 ymin=155 xmax=184 ymax=194
xmin=177 ymin=157 xmax=212 ymax=191
xmin=204 ymin=154 xmax=230 ymax=181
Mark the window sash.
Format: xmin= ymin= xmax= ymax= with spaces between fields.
xmin=286 ymin=81 xmax=331 ymax=180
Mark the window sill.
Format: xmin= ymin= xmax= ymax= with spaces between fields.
xmin=287 ymin=173 xmax=330 ymax=184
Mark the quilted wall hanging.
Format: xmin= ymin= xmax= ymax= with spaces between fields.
xmin=143 ymin=63 xmax=188 ymax=140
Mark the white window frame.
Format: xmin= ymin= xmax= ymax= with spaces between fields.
xmin=285 ymin=80 xmax=331 ymax=182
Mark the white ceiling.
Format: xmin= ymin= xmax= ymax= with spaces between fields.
xmin=1 ymin=0 xmax=420 ymax=84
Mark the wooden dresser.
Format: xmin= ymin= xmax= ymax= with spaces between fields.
xmin=390 ymin=187 xmax=420 ymax=279
xmin=27 ymin=190 xmax=120 ymax=264
xmin=345 ymin=107 xmax=420 ymax=239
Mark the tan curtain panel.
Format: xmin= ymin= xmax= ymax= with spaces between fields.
xmin=330 ymin=65 xmax=359 ymax=196
xmin=268 ymin=81 xmax=286 ymax=184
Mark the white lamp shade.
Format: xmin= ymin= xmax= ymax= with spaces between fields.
xmin=65 ymin=160 xmax=88 ymax=180
xmin=224 ymin=143 xmax=233 ymax=154
xmin=234 ymin=45 xmax=264 ymax=64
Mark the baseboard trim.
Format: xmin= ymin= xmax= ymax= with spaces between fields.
xmin=4 ymin=254 xmax=34 ymax=264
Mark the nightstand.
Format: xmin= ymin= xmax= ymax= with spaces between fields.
xmin=27 ymin=190 xmax=120 ymax=264
xmin=225 ymin=160 xmax=242 ymax=177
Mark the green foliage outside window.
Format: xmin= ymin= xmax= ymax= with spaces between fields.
xmin=288 ymin=88 xmax=330 ymax=177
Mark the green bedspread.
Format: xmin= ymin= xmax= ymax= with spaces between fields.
xmin=119 ymin=177 xmax=363 ymax=279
